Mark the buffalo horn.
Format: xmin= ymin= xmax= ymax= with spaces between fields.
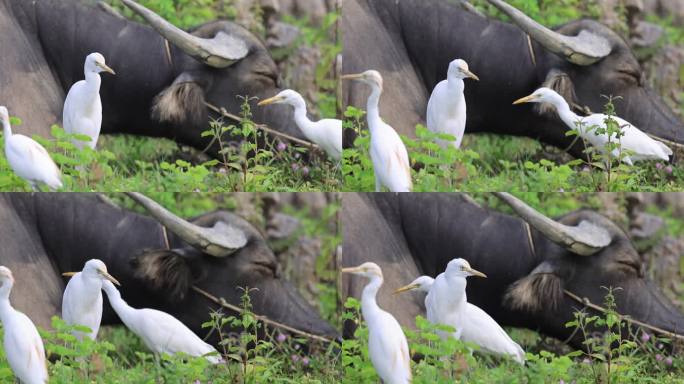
xmin=493 ymin=192 xmax=611 ymax=256
xmin=126 ymin=193 xmax=247 ymax=257
xmin=486 ymin=0 xmax=611 ymax=66
xmin=121 ymin=0 xmax=248 ymax=68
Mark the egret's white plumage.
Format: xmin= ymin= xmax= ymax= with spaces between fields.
xmin=258 ymin=90 xmax=342 ymax=161
xmin=513 ymin=87 xmax=672 ymax=165
xmin=396 ymin=262 xmax=525 ymax=364
xmin=342 ymin=262 xmax=411 ymax=384
xmin=427 ymin=59 xmax=479 ymax=148
xmin=63 ymin=52 xmax=115 ymax=150
xmin=342 ymin=70 xmax=412 ymax=192
xmin=62 ymin=259 xmax=120 ymax=341
xmin=1 ymin=106 xmax=63 ymax=190
xmin=0 ymin=266 xmax=49 ymax=384
xmin=101 ymin=280 xmax=222 ymax=364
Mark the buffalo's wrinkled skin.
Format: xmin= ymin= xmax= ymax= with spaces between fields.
xmin=342 ymin=0 xmax=684 ymax=157
xmin=342 ymin=193 xmax=684 ymax=349
xmin=0 ymin=193 xmax=337 ymax=346
xmin=1 ymin=0 xmax=300 ymax=157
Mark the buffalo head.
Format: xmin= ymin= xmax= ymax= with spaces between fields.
xmin=496 ymin=193 xmax=684 ymax=346
xmin=489 ymin=0 xmax=683 ymax=146
xmin=119 ymin=0 xmax=299 ymax=154
xmin=122 ymin=193 xmax=337 ymax=344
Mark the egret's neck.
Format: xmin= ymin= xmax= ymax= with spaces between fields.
xmin=292 ymin=101 xmax=315 ymax=137
xmin=360 ymin=275 xmax=383 ymax=320
xmin=550 ymin=96 xmax=582 ymax=133
xmin=102 ymin=285 xmax=135 ymax=324
xmin=84 ymin=71 xmax=102 ymax=94
xmin=0 ymin=281 xmax=14 ymax=321
xmin=444 ymin=274 xmax=468 ymax=308
xmin=2 ymin=118 xmax=11 ymax=141
xmin=366 ymin=85 xmax=383 ymax=133
xmin=446 ymin=75 xmax=465 ymax=94
xmin=81 ymin=275 xmax=104 ymax=299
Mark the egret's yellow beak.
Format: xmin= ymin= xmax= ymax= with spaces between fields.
xmin=394 ymin=283 xmax=420 ymax=295
xmin=341 ymin=266 xmax=363 ymax=274
xmin=258 ymin=96 xmax=284 ymax=106
xmin=513 ymin=94 xmax=537 ymax=105
xmin=98 ymin=269 xmax=121 ymax=286
xmin=466 ymin=267 xmax=487 ymax=278
xmin=464 ymin=69 xmax=480 ymax=81
xmin=96 ymin=62 xmax=116 ymax=75
xmin=341 ymin=73 xmax=364 ymax=81
xmin=62 ymin=272 xmax=77 ymax=277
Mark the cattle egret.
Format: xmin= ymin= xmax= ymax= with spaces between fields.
xmin=513 ymin=88 xmax=672 ymax=165
xmin=342 ymin=262 xmax=411 ymax=384
xmin=62 ymin=259 xmax=120 ymax=341
xmin=341 ymin=70 xmax=412 ymax=192
xmin=63 ymin=52 xmax=115 ymax=150
xmin=395 ymin=272 xmax=525 ymax=364
xmin=427 ymin=59 xmax=479 ymax=149
xmin=101 ymin=281 xmax=223 ymax=364
xmin=0 ymin=106 xmax=63 ymax=190
xmin=258 ymin=90 xmax=342 ymax=161
xmin=0 ymin=267 xmax=49 ymax=384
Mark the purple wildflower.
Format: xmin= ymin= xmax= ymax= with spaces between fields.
xmin=665 ymin=357 xmax=673 ymax=366
xmin=301 ymin=166 xmax=310 ymax=176
xmin=641 ymin=332 xmax=650 ymax=342
xmin=276 ymin=333 xmax=287 ymax=343
xmin=656 ymin=163 xmax=663 ymax=170
xmin=277 ymin=142 xmax=287 ymax=152
xmin=665 ymin=166 xmax=673 ymax=174
xmin=291 ymin=163 xmax=299 ymax=171
xmin=302 ymin=357 xmax=310 ymax=366
xmin=291 ymin=354 xmax=300 ymax=363
xmin=656 ymin=354 xmax=663 ymax=361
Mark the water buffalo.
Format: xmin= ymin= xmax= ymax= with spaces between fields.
xmin=0 ymin=193 xmax=337 ymax=346
xmin=342 ymin=0 xmax=684 ymax=157
xmin=341 ymin=192 xmax=684 ymax=349
xmin=1 ymin=0 xmax=301 ymax=157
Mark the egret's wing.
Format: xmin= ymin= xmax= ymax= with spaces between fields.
xmin=610 ymin=116 xmax=673 ymax=158
xmin=138 ymin=308 xmax=216 ymax=357
xmin=461 ymin=304 xmax=524 ymax=362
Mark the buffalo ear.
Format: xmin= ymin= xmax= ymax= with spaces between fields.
xmin=504 ymin=261 xmax=563 ymax=312
xmin=130 ymin=248 xmax=195 ymax=301
xmin=151 ymin=72 xmax=206 ymax=128
xmin=535 ymin=69 xmax=583 ymax=117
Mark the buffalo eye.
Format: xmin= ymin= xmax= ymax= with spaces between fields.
xmin=617 ymin=260 xmax=643 ymax=277
xmin=616 ymin=69 xmax=641 ymax=85
xmin=252 ymin=259 xmax=278 ymax=277
xmin=253 ymin=70 xmax=278 ymax=85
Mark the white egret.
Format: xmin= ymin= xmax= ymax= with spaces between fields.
xmin=62 ymin=259 xmax=121 ymax=341
xmin=426 ymin=58 xmax=479 ymax=149
xmin=258 ymin=89 xmax=342 ymax=161
xmin=0 ymin=266 xmax=49 ymax=384
xmin=101 ymin=280 xmax=223 ymax=364
xmin=395 ymin=271 xmax=525 ymax=364
xmin=1 ymin=106 xmax=63 ymax=190
xmin=341 ymin=70 xmax=412 ymax=192
xmin=342 ymin=262 xmax=411 ymax=384
xmin=63 ymin=52 xmax=115 ymax=150
xmin=513 ymin=87 xmax=672 ymax=165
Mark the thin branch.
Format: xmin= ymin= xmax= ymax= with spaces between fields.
xmin=191 ymin=285 xmax=334 ymax=344
xmin=203 ymin=101 xmax=323 ymax=151
xmin=564 ymin=289 xmax=684 ymax=342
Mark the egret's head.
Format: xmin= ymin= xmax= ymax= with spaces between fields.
xmin=0 ymin=106 xmax=8 ymax=123
xmin=341 ymin=70 xmax=383 ymax=90
xmin=0 ymin=266 xmax=13 ymax=285
xmin=257 ymin=89 xmax=306 ymax=109
xmin=394 ymin=275 xmax=434 ymax=294
xmin=448 ymin=59 xmax=479 ymax=81
xmin=512 ymin=87 xmax=562 ymax=106
xmin=445 ymin=258 xmax=487 ymax=279
xmin=341 ymin=262 xmax=383 ymax=279
xmin=85 ymin=52 xmax=116 ymax=75
xmin=64 ymin=259 xmax=121 ymax=286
